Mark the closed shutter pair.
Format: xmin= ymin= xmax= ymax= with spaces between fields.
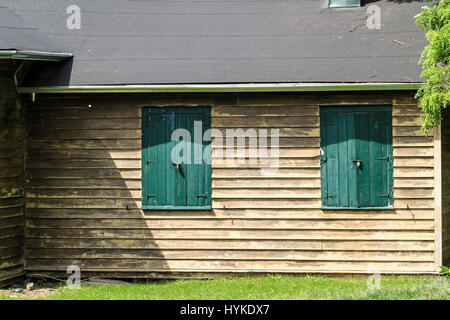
xmin=320 ymin=106 xmax=393 ymax=208
xmin=142 ymin=107 xmax=211 ymax=210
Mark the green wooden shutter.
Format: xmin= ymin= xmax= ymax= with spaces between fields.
xmin=355 ymin=109 xmax=393 ymax=207
xmin=142 ymin=107 xmax=211 ymax=210
xmin=320 ymin=111 xmax=357 ymax=207
xmin=184 ymin=108 xmax=212 ymax=208
xmin=320 ymin=106 xmax=393 ymax=209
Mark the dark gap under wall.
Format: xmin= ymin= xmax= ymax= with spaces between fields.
xmin=442 ymin=109 xmax=450 ymax=266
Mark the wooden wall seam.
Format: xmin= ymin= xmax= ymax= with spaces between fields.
xmin=20 ymin=93 xmax=28 ymax=276
xmin=433 ymin=126 xmax=442 ymax=271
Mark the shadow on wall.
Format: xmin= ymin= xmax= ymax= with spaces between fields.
xmin=0 ymin=61 xmax=25 ymax=287
xmin=441 ymin=108 xmax=450 ymax=267
xmin=24 ymin=95 xmax=193 ymax=278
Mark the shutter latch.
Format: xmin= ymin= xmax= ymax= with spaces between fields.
xmin=352 ymin=159 xmax=362 ymax=169
xmin=172 ymin=162 xmax=184 ymax=177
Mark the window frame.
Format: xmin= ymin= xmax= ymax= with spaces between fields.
xmin=141 ymin=106 xmax=212 ymax=211
xmin=320 ymin=105 xmax=394 ymax=210
xmin=329 ymin=0 xmax=361 ymax=8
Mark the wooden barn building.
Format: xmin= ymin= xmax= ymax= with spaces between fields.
xmin=0 ymin=0 xmax=448 ymax=286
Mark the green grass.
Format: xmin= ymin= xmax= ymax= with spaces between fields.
xmin=1 ymin=275 xmax=449 ymax=300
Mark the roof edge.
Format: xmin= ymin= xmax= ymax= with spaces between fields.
xmin=0 ymin=50 xmax=73 ymax=61
xmin=17 ymin=82 xmax=423 ymax=94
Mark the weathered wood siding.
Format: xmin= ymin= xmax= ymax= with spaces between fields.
xmin=0 ymin=61 xmax=25 ymax=287
xmin=24 ymin=91 xmax=439 ymax=277
xmin=442 ymin=110 xmax=450 ymax=266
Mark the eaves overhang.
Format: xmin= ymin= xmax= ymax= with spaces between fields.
xmin=17 ymin=82 xmax=424 ymax=94
xmin=0 ymin=50 xmax=73 ymax=61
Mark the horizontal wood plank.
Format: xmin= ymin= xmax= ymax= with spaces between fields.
xmin=24 ymin=259 xmax=434 ymax=272
xmin=25 ymin=248 xmax=434 ymax=262
xmin=24 ymin=228 xmax=434 ymax=241
xmin=26 ymin=238 xmax=434 ymax=251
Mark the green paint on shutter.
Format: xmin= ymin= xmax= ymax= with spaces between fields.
xmin=320 ymin=106 xmax=393 ymax=209
xmin=320 ymin=112 xmax=337 ymax=207
xmin=329 ymin=0 xmax=361 ymax=8
xmin=142 ymin=106 xmax=211 ymax=210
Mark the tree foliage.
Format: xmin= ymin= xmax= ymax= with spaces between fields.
xmin=415 ymin=0 xmax=450 ymax=133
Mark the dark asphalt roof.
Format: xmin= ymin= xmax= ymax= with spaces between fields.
xmin=0 ymin=6 xmax=68 ymax=54
xmin=1 ymin=0 xmax=433 ymax=86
